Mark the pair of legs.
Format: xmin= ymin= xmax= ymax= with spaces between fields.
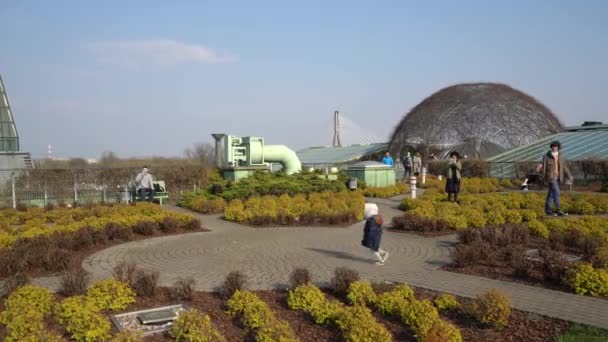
xmin=139 ymin=188 xmax=155 ymax=202
xmin=403 ymin=168 xmax=411 ymax=180
xmin=369 ymin=248 xmax=389 ymax=265
xmin=447 ymin=192 xmax=459 ymax=203
xmin=545 ymin=180 xmax=566 ymax=215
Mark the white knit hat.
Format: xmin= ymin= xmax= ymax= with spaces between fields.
xmin=364 ymin=203 xmax=378 ymax=219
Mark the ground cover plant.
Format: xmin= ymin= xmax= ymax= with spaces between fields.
xmin=0 ymin=268 xmax=577 ymax=342
xmin=0 ymin=203 xmax=202 ymax=277
xmin=180 ymin=170 xmax=366 ymax=226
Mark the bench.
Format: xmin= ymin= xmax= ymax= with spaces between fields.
xmin=129 ymin=180 xmax=169 ymax=205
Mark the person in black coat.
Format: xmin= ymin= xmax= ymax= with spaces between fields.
xmin=362 ymin=203 xmax=389 ymax=265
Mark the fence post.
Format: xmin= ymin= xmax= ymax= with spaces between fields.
xmin=11 ymin=173 xmax=16 ymax=209
xmin=44 ymin=181 xmax=48 ymax=208
xmin=74 ymin=172 xmax=78 ymax=204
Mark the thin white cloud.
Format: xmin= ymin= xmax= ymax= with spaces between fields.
xmin=88 ymin=39 xmax=238 ymax=66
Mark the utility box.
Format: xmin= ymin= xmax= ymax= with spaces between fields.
xmin=345 ymin=161 xmax=395 ymax=187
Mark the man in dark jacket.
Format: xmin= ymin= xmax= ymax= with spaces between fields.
xmin=538 ymin=141 xmax=572 ymax=216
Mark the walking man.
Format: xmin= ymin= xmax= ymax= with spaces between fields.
xmin=402 ymin=152 xmax=413 ymax=179
xmin=539 ymin=141 xmax=572 ymax=216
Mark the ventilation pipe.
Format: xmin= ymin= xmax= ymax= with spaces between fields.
xmin=264 ymin=144 xmax=302 ymax=175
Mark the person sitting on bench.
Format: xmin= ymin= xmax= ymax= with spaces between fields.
xmin=135 ymin=166 xmax=155 ymax=202
xmin=521 ymin=163 xmax=543 ymax=191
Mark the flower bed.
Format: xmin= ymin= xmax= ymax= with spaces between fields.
xmin=0 ymin=279 xmax=575 ymax=341
xmin=0 ymin=203 xmax=202 ymax=277
xmin=179 ymin=171 xmax=366 ymax=225
xmin=445 ymin=224 xmax=608 ymax=299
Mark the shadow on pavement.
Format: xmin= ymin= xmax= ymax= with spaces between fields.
xmin=306 ymin=248 xmax=371 ymax=264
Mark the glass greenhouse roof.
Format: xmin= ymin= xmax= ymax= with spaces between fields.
xmin=488 ymin=125 xmax=608 ymax=163
xmin=297 ymin=143 xmax=388 ymax=165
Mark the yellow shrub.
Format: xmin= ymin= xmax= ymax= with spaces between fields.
xmin=335 ymin=305 xmax=393 ymax=342
xmin=504 ymin=210 xmax=523 ymax=224
xmin=1 ymin=285 xmax=54 ymax=318
xmin=63 ymin=305 xmax=112 ymax=342
xmin=86 ymin=279 xmax=136 ymax=311
xmin=470 ymin=289 xmax=511 ymax=329
xmin=3 ymin=310 xmax=45 ymax=342
xmin=399 ymin=299 xmax=440 ymax=338
xmin=55 ymin=296 xmax=99 ymax=325
xmin=224 ymin=199 xmax=249 ymax=222
xmin=565 ymin=263 xmax=608 ymax=297
xmin=287 ymin=284 xmax=344 ymax=324
xmin=527 ymin=220 xmax=550 ymax=239
xmin=422 ymin=320 xmax=463 ymax=342
xmin=347 ymin=281 xmax=377 ymax=306
xmin=20 ymin=330 xmax=66 ymax=342
xmin=170 ymin=308 xmax=226 ymax=342
xmin=433 ymin=294 xmax=459 ymax=311
xmin=227 ymin=290 xmax=298 ymax=341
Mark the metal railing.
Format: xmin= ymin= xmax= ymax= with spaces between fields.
xmin=0 ymin=167 xmax=205 ymax=208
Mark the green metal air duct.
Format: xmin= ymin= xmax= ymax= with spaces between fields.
xmin=211 ymin=134 xmax=302 ymax=175
xmin=264 ymin=144 xmax=302 ymax=175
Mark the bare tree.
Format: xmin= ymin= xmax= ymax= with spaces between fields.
xmin=184 ymin=143 xmax=215 ymax=166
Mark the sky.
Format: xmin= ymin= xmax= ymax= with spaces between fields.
xmin=1 ymin=0 xmax=607 ymax=159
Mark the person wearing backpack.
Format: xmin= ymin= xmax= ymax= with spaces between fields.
xmin=402 ymin=152 xmax=413 ymax=179
xmin=362 ymin=203 xmax=389 ymax=265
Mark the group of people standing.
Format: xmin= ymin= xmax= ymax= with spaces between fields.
xmin=382 ymin=151 xmax=425 ymax=179
xmin=364 ymin=141 xmax=572 ymax=265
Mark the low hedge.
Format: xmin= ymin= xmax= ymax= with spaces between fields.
xmin=363 ymin=183 xmax=409 ymax=198
xmin=0 ymin=285 xmax=55 ymax=342
xmin=180 ymin=170 xmax=349 ymax=204
xmin=223 ymin=192 xmax=365 ymax=226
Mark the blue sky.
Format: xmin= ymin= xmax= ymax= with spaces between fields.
xmin=1 ymin=0 xmax=607 ymax=159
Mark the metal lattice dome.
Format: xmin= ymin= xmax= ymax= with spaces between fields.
xmin=389 ymin=83 xmax=563 ymax=159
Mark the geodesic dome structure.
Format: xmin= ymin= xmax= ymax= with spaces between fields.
xmin=389 ymin=83 xmax=563 ymax=159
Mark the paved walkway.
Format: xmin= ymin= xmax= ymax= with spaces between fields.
xmin=30 ymin=194 xmax=608 ymax=329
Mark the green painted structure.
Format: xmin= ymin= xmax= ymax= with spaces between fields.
xmin=212 ymin=134 xmax=302 ymax=181
xmin=346 ymin=161 xmax=396 ymax=187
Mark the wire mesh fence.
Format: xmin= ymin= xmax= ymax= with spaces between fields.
xmin=0 ymin=166 xmax=211 ymax=208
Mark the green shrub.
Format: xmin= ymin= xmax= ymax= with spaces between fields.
xmin=470 ymin=289 xmax=511 ymax=329
xmin=3 ymin=310 xmax=45 ymax=342
xmin=227 ymin=290 xmax=298 ymax=341
xmin=346 ymin=281 xmax=377 ymax=306
xmin=375 ymin=291 xmax=409 ymax=316
xmin=56 ymin=295 xmax=111 ymax=342
xmin=63 ymin=305 xmax=112 ymax=342
xmin=55 ymin=296 xmax=97 ymax=325
xmin=433 ymin=294 xmax=459 ymax=311
xmin=287 ymin=284 xmax=344 ymax=324
xmin=0 ymin=285 xmax=54 ymax=323
xmin=86 ymin=279 xmax=136 ymax=311
xmin=565 ymin=263 xmax=608 ymax=297
xmin=335 ymin=305 xmax=393 ymax=342
xmin=170 ymin=308 xmax=226 ymax=342
xmin=527 ymin=220 xmax=550 ymax=239
xmin=399 ymin=299 xmax=440 ymax=338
